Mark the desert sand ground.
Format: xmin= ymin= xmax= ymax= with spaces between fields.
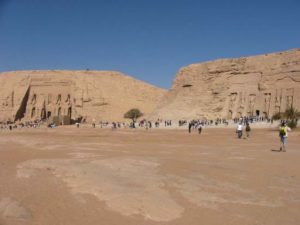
xmin=0 ymin=127 xmax=299 ymax=225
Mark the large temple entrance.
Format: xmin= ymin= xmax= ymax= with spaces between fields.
xmin=12 ymin=78 xmax=73 ymax=123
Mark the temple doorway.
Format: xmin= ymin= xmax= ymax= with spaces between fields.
xmin=256 ymin=110 xmax=260 ymax=117
xmin=47 ymin=111 xmax=52 ymax=118
xmin=68 ymin=107 xmax=72 ymax=118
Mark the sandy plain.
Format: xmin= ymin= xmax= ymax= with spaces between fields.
xmin=0 ymin=127 xmax=299 ymax=225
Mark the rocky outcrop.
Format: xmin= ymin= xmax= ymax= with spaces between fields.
xmin=0 ymin=70 xmax=166 ymax=122
xmin=1 ymin=49 xmax=299 ymax=123
xmin=150 ymin=49 xmax=300 ymax=120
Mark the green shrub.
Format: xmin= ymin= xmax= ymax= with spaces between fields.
xmin=272 ymin=112 xmax=282 ymax=120
xmin=124 ymin=108 xmax=143 ymax=122
xmin=287 ymin=119 xmax=298 ymax=129
xmin=284 ymin=106 xmax=300 ymax=120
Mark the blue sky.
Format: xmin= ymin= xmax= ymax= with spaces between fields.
xmin=0 ymin=0 xmax=299 ymax=88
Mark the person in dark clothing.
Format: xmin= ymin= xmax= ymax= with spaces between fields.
xmin=188 ymin=122 xmax=192 ymax=133
xmin=198 ymin=124 xmax=202 ymax=134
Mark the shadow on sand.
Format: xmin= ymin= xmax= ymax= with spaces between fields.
xmin=271 ymin=149 xmax=282 ymax=152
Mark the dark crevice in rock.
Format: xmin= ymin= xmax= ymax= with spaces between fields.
xmin=14 ymin=86 xmax=30 ymax=121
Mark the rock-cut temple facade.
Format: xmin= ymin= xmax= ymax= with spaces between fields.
xmin=0 ymin=70 xmax=166 ymax=123
xmin=149 ymin=49 xmax=300 ymax=120
xmin=1 ymin=49 xmax=300 ymax=123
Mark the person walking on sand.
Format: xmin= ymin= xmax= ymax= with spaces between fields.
xmin=188 ymin=121 xmax=192 ymax=133
xmin=198 ymin=123 xmax=203 ymax=134
xmin=279 ymin=122 xmax=291 ymax=152
xmin=245 ymin=122 xmax=251 ymax=138
xmin=236 ymin=122 xmax=243 ymax=139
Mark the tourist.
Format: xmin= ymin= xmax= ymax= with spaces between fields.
xmin=279 ymin=122 xmax=291 ymax=152
xmin=112 ymin=122 xmax=117 ymax=130
xmin=245 ymin=122 xmax=251 ymax=138
xmin=198 ymin=123 xmax=203 ymax=134
xmin=188 ymin=121 xmax=193 ymax=133
xmin=155 ymin=120 xmax=159 ymax=128
xmin=236 ymin=122 xmax=243 ymax=139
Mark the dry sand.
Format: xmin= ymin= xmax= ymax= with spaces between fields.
xmin=0 ymin=127 xmax=299 ymax=225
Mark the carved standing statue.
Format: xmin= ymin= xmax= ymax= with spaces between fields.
xmin=248 ymin=94 xmax=256 ymax=116
xmin=286 ymin=96 xmax=293 ymax=109
xmin=263 ymin=93 xmax=271 ymax=118
xmin=31 ymin=94 xmax=37 ymax=105
xmin=228 ymin=93 xmax=237 ymax=118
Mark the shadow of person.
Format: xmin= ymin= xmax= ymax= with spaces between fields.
xmin=271 ymin=149 xmax=282 ymax=152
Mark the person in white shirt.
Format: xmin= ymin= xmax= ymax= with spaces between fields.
xmin=236 ymin=123 xmax=243 ymax=139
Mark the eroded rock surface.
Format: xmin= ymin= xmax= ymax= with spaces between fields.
xmin=0 ymin=70 xmax=166 ymax=122
xmin=150 ymin=49 xmax=300 ymax=120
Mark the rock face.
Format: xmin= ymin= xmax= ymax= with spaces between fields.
xmin=150 ymin=49 xmax=300 ymax=120
xmin=0 ymin=70 xmax=166 ymax=123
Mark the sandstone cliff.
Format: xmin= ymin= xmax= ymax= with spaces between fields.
xmin=150 ymin=49 xmax=300 ymax=120
xmin=0 ymin=70 xmax=166 ymax=122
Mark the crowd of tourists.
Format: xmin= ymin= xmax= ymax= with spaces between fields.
xmin=0 ymin=119 xmax=45 ymax=130
xmin=0 ymin=116 xmax=292 ymax=131
xmin=0 ymin=116 xmax=295 ymax=152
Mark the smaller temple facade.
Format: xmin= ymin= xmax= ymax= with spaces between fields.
xmin=224 ymin=87 xmax=299 ymax=119
xmin=149 ymin=49 xmax=300 ymax=120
